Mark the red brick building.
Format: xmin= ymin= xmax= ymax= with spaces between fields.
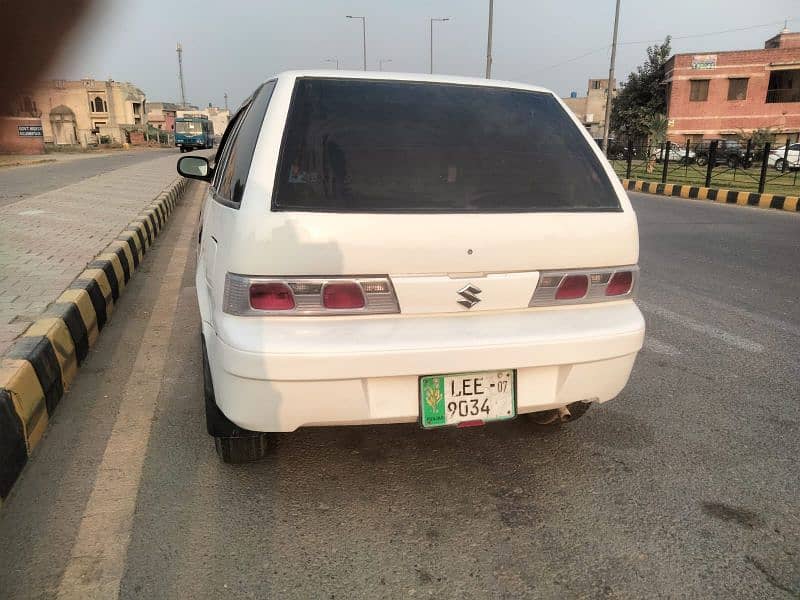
xmin=664 ymin=29 xmax=800 ymax=144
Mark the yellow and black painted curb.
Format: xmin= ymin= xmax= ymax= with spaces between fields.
xmin=0 ymin=177 xmax=190 ymax=502
xmin=621 ymin=178 xmax=800 ymax=213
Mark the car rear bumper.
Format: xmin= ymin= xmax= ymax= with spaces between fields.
xmin=205 ymin=301 xmax=645 ymax=432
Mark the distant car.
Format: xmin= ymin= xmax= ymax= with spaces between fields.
xmin=593 ymin=138 xmax=637 ymax=160
xmin=694 ymin=139 xmax=751 ymax=168
xmin=178 ymin=71 xmax=645 ymax=463
xmin=652 ymin=145 xmax=696 ymax=164
xmin=767 ymin=143 xmax=800 ymax=171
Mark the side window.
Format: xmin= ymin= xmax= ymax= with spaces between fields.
xmin=213 ymin=80 xmax=277 ymax=207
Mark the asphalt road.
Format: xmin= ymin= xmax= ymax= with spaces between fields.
xmin=0 ymin=187 xmax=798 ymax=599
xmin=0 ymin=149 xmax=176 ymax=208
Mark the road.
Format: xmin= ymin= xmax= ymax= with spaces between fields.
xmin=0 ymin=187 xmax=798 ymax=599
xmin=0 ymin=149 xmax=176 ymax=208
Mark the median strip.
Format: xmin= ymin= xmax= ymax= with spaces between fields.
xmin=620 ymin=178 xmax=799 ymax=213
xmin=0 ymin=177 xmax=190 ymax=503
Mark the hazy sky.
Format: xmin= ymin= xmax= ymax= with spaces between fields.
xmin=52 ymin=0 xmax=797 ymax=109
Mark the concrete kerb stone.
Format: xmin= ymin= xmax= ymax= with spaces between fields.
xmin=0 ymin=176 xmax=191 ymax=504
xmin=620 ymin=178 xmax=800 ymax=213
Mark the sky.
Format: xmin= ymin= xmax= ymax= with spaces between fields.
xmin=51 ymin=0 xmax=798 ymax=109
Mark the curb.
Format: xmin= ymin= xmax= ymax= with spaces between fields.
xmin=0 ymin=177 xmax=190 ymax=502
xmin=620 ymin=178 xmax=799 ymax=213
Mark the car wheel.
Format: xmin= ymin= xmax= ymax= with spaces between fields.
xmin=202 ymin=336 xmax=272 ymax=463
xmin=179 ymin=147 xmax=185 ymax=153
xmin=774 ymin=158 xmax=785 ymax=171
xmin=527 ymin=401 xmax=592 ymax=426
xmin=726 ymin=156 xmax=739 ymax=169
xmin=214 ymin=435 xmax=271 ymax=463
xmin=696 ymin=156 xmax=707 ymax=166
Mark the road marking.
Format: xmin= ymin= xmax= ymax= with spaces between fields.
xmin=643 ymin=337 xmax=681 ymax=357
xmin=55 ymin=188 xmax=197 ymax=600
xmin=638 ymin=301 xmax=764 ymax=354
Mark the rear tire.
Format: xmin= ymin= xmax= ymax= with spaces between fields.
xmin=774 ymin=158 xmax=785 ymax=171
xmin=202 ymin=335 xmax=272 ymax=463
xmin=214 ymin=435 xmax=271 ymax=463
xmin=696 ymin=155 xmax=707 ymax=166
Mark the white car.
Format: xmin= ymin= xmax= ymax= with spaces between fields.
xmin=768 ymin=143 xmax=800 ymax=171
xmin=178 ymin=71 xmax=645 ymax=463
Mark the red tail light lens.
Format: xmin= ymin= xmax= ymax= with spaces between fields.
xmin=606 ymin=271 xmax=633 ymax=296
xmin=555 ymin=275 xmax=589 ymax=300
xmin=249 ymin=282 xmax=295 ymax=310
xmin=323 ymin=282 xmax=365 ymax=309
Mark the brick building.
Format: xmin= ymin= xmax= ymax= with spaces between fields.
xmin=664 ymin=29 xmax=800 ymax=143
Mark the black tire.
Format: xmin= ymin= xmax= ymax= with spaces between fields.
xmin=526 ymin=401 xmax=592 ymax=426
xmin=774 ymin=158 xmax=785 ymax=171
xmin=696 ymin=155 xmax=707 ymax=166
xmin=179 ymin=147 xmax=186 ymax=153
xmin=202 ymin=336 xmax=272 ymax=463
xmin=214 ymin=435 xmax=271 ymax=463
xmin=726 ymin=156 xmax=739 ymax=169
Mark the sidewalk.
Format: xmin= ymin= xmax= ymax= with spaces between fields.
xmin=0 ymin=154 xmax=183 ymax=354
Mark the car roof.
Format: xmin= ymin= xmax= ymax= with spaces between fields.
xmin=267 ymin=70 xmax=557 ymax=95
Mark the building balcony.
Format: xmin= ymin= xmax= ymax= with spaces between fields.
xmin=766 ymin=88 xmax=800 ymax=103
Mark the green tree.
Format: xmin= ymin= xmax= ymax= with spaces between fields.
xmin=610 ymin=37 xmax=672 ymax=141
xmin=645 ymin=113 xmax=669 ymax=145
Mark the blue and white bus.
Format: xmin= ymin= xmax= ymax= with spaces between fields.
xmin=175 ymin=116 xmax=214 ymax=152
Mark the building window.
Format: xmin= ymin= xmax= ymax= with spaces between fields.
xmin=690 ymin=80 xmax=709 ymax=102
xmin=727 ymin=78 xmax=748 ymax=101
xmin=92 ymin=96 xmax=106 ymax=112
xmin=766 ymin=69 xmax=800 ymax=103
xmin=591 ymin=80 xmax=601 ymax=90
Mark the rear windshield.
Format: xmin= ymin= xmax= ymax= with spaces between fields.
xmin=176 ymin=120 xmax=200 ymax=133
xmin=273 ymin=78 xmax=620 ymax=213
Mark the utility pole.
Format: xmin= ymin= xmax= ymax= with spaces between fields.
xmin=324 ymin=58 xmax=340 ymax=70
xmin=176 ymin=43 xmax=187 ymax=108
xmin=224 ymin=92 xmax=228 ymax=111
xmin=601 ymin=0 xmax=621 ymax=155
xmin=430 ymin=18 xmax=450 ymax=74
xmin=346 ymin=16 xmax=367 ymax=71
xmin=485 ymin=0 xmax=494 ymax=78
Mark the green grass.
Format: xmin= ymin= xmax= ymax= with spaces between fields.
xmin=611 ymin=160 xmax=800 ymax=196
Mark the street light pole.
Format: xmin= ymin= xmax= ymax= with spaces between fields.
xmin=485 ymin=0 xmax=494 ymax=78
xmin=602 ymin=0 xmax=621 ymax=155
xmin=379 ymin=58 xmax=392 ymax=71
xmin=430 ymin=17 xmax=450 ymax=74
xmin=346 ymin=15 xmax=367 ymax=71
xmin=324 ymin=58 xmax=340 ymax=70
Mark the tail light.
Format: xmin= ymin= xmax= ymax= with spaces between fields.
xmin=224 ymin=274 xmax=398 ymax=316
xmin=554 ymin=275 xmax=589 ymax=300
xmin=249 ymin=282 xmax=295 ymax=310
xmin=529 ymin=266 xmax=638 ymax=307
xmin=323 ymin=282 xmax=365 ymax=309
xmin=606 ymin=271 xmax=634 ymax=296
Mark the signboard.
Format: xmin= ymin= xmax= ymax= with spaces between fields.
xmin=691 ymin=54 xmax=717 ymax=70
xmin=18 ymin=125 xmax=43 ymax=137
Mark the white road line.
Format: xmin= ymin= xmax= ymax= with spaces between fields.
xmin=643 ymin=337 xmax=681 ymax=357
xmin=638 ymin=301 xmax=764 ymax=354
xmin=55 ymin=190 xmax=197 ymax=600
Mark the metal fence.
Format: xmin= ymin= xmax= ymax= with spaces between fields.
xmin=606 ymin=137 xmax=800 ymax=195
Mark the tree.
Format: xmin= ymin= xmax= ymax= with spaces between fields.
xmin=645 ymin=113 xmax=669 ymax=145
xmin=610 ymin=37 xmax=672 ymax=142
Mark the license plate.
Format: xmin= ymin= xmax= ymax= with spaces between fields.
xmin=419 ymin=370 xmax=516 ymax=428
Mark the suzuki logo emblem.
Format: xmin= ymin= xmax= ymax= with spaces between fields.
xmin=457 ymin=284 xmax=482 ymax=309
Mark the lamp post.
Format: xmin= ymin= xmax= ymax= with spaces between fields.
xmin=430 ymin=17 xmax=450 ymax=74
xmin=346 ymin=15 xmax=367 ymax=71
xmin=324 ymin=58 xmax=340 ymax=70
xmin=601 ymin=0 xmax=621 ymax=155
xmin=378 ymin=58 xmax=392 ymax=71
xmin=485 ymin=0 xmax=493 ymax=78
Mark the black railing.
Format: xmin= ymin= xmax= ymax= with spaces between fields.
xmin=606 ymin=136 xmax=800 ymax=195
xmin=766 ymin=88 xmax=800 ymax=103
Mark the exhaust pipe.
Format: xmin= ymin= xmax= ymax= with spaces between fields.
xmin=558 ymin=406 xmax=572 ymax=422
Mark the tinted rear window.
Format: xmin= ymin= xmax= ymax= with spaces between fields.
xmin=273 ymin=78 xmax=620 ymax=213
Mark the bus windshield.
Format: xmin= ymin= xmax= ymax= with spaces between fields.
xmin=176 ymin=120 xmax=201 ymax=133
